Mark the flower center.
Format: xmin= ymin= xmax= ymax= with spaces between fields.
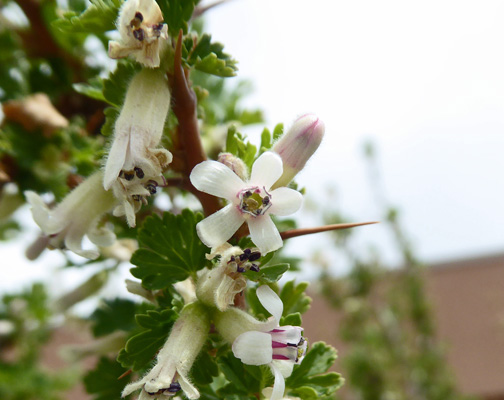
xmin=238 ymin=186 xmax=272 ymax=216
xmin=270 ymin=328 xmax=307 ymax=363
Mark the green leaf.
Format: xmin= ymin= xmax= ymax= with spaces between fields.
xmin=101 ymin=107 xmax=120 ymax=137
xmin=217 ymin=353 xmax=262 ymax=396
xmin=280 ymin=312 xmax=302 ymax=326
xmin=191 ymin=351 xmax=219 ymax=385
xmin=225 ymin=125 xmax=257 ymax=168
xmin=90 ymin=298 xmax=138 ymax=337
xmin=52 ymin=0 xmax=122 ymax=33
xmin=259 ymin=127 xmax=271 ymax=153
xmin=280 ymin=281 xmax=312 ymax=316
xmin=103 ymin=61 xmax=141 ymax=107
xmin=286 ymin=342 xmax=343 ymax=399
xmin=73 ymin=78 xmax=106 ymax=102
xmin=158 ymin=0 xmax=198 ymax=37
xmin=186 ymin=34 xmax=238 ymax=77
xmin=117 ymin=309 xmax=177 ymax=371
xmin=243 ymin=263 xmax=289 ymax=284
xmin=130 ymin=210 xmax=208 ymax=290
xmin=84 ymin=357 xmax=131 ymax=400
xmin=272 ymin=123 xmax=284 ymax=141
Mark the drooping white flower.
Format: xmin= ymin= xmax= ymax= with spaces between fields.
xmin=103 ymin=68 xmax=172 ymax=227
xmin=215 ymin=285 xmax=307 ymax=400
xmin=122 ymin=303 xmax=208 ymax=400
xmin=190 ymin=152 xmax=303 ymax=254
xmin=25 ymin=171 xmax=117 ymax=260
xmin=197 ymin=244 xmax=262 ymax=311
xmin=108 ymin=0 xmax=168 ymax=68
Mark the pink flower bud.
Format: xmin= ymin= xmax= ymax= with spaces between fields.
xmin=272 ymin=114 xmax=325 ymax=188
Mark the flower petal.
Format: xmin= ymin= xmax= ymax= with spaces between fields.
xmin=232 ymin=331 xmax=273 ymax=365
xmin=247 ymin=215 xmax=282 ymax=254
xmin=272 ymin=359 xmax=295 ymax=378
xmin=25 ymin=191 xmax=59 ymax=234
xmin=269 ymin=187 xmax=303 ymax=216
xmin=103 ymin=130 xmax=129 ymax=190
xmin=249 ymin=152 xmax=283 ymax=189
xmin=269 ymin=363 xmax=286 ymax=400
xmin=190 ymin=160 xmax=245 ymax=201
xmin=256 ymin=285 xmax=283 ymax=322
xmin=196 ymin=204 xmax=244 ymax=248
xmin=121 ymin=379 xmax=145 ymax=397
xmin=178 ymin=373 xmax=200 ymax=399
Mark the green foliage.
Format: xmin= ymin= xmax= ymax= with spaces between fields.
xmin=130 ymin=210 xmax=208 ymax=290
xmin=280 ymin=281 xmax=312 ymax=316
xmin=90 ymin=298 xmax=141 ymax=337
xmin=217 ymin=353 xmax=262 ymax=397
xmin=259 ymin=123 xmax=283 ymax=154
xmin=190 ymin=350 xmax=219 ymax=385
xmin=225 ymin=125 xmax=257 ymax=168
xmin=0 ymin=362 xmax=77 ymax=400
xmin=117 ymin=309 xmax=177 ymax=371
xmin=52 ymin=0 xmax=122 ymax=33
xmin=84 ymin=357 xmax=131 ymax=400
xmin=185 ymin=34 xmax=238 ymax=77
xmin=159 ymin=0 xmax=199 ymax=37
xmin=286 ymin=342 xmax=343 ymax=399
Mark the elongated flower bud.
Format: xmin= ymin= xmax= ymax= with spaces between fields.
xmin=272 ymin=114 xmax=325 ymax=188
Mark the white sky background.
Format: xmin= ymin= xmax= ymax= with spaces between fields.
xmin=203 ymin=0 xmax=504 ymax=270
xmin=2 ymin=0 xmax=504 ymax=294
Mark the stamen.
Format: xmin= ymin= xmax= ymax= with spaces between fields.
xmin=249 ymin=264 xmax=259 ymax=272
xmin=134 ymin=167 xmax=144 ymax=179
xmin=248 ymin=251 xmax=261 ymax=262
xmin=167 ymin=382 xmax=181 ymax=393
xmin=133 ymin=28 xmax=145 ymax=41
xmin=123 ymin=171 xmax=135 ymax=181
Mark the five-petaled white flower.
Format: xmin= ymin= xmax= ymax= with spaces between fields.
xmin=190 ymin=152 xmax=303 ymax=254
xmin=108 ymin=0 xmax=168 ymax=68
xmin=25 ymin=172 xmax=117 ymax=260
xmin=232 ymin=285 xmax=307 ymax=400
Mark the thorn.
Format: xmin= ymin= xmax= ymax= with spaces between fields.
xmin=280 ymin=221 xmax=379 ymax=240
xmin=118 ymin=369 xmax=133 ymax=380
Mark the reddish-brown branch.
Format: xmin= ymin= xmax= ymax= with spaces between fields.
xmin=169 ymin=31 xmax=220 ymax=216
xmin=280 ymin=221 xmax=379 ymax=240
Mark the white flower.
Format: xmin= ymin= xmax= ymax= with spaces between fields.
xmin=190 ymin=152 xmax=303 ymax=254
xmin=122 ymin=303 xmax=209 ymax=400
xmin=25 ymin=171 xmax=117 ymax=260
xmin=108 ymin=0 xmax=168 ymax=68
xmin=231 ymin=286 xmax=307 ymax=400
xmin=103 ymin=68 xmax=172 ymax=227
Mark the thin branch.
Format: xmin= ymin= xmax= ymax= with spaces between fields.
xmin=192 ymin=0 xmax=232 ymax=19
xmin=280 ymin=221 xmax=379 ymax=240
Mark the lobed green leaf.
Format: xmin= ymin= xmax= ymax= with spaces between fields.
xmin=117 ymin=309 xmax=177 ymax=371
xmin=186 ymin=33 xmax=238 ymax=77
xmin=280 ymin=280 xmax=312 ymax=316
xmin=52 ymin=0 xmax=122 ymax=33
xmin=286 ymin=342 xmax=343 ymax=399
xmin=130 ymin=210 xmax=208 ymax=290
xmin=84 ymin=357 xmax=131 ymax=400
xmin=158 ymin=0 xmax=199 ymax=37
